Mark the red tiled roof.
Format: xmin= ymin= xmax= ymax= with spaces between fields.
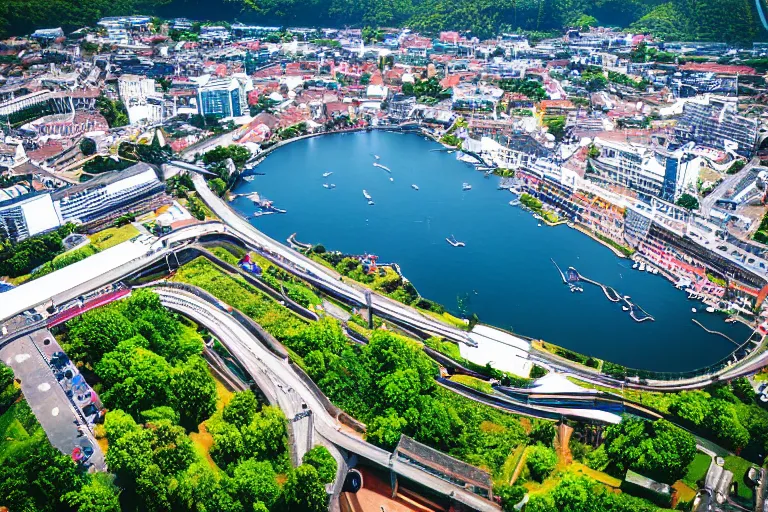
xmin=679 ymin=62 xmax=757 ymax=75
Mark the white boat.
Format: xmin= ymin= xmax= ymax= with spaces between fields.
xmin=691 ymin=307 xmax=697 ymax=313
xmin=373 ymin=162 xmax=391 ymax=172
xmin=374 ymin=155 xmax=380 ymax=160
xmin=632 ymin=262 xmax=639 ymax=269
xmin=645 ymin=266 xmax=652 ymax=272
xmin=363 ymin=190 xmax=372 ymax=200
xmin=368 ymin=200 xmax=375 ymax=206
xmin=389 ymin=177 xmax=394 ymax=182
xmin=652 ymin=268 xmax=659 ymax=274
xmin=446 ymin=235 xmax=465 ymax=247
xmin=624 ymin=295 xmax=631 ymax=300
xmin=622 ymin=306 xmax=629 ymax=311
xmin=322 ymin=183 xmax=336 ymax=189
xmin=411 ymin=184 xmax=419 ymax=190
xmin=509 ymin=200 xmax=520 ymax=206
xmin=638 ymin=262 xmax=646 ymax=271
xmin=706 ymin=306 xmax=715 ymax=313
xmin=462 ymin=182 xmax=472 ymax=191
xmin=322 ymin=172 xmax=333 ymax=177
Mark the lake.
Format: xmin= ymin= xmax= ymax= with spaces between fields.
xmin=230 ymin=131 xmax=753 ymax=372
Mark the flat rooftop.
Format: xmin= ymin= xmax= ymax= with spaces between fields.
xmin=462 ymin=324 xmax=532 ymax=377
xmin=0 ymin=239 xmax=150 ymax=321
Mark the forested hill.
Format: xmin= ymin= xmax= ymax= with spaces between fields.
xmin=0 ymin=0 xmax=766 ymax=43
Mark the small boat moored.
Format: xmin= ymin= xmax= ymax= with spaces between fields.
xmin=446 ymin=235 xmax=465 ymax=247
xmin=462 ymin=182 xmax=472 ymax=191
xmin=243 ymin=175 xmax=256 ymax=182
xmin=411 ymin=184 xmax=419 ymax=190
xmin=322 ymin=171 xmax=333 ymax=177
xmin=322 ymin=183 xmax=336 ymax=189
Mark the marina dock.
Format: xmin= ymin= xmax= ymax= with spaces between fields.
xmin=568 ymin=267 xmax=655 ymax=323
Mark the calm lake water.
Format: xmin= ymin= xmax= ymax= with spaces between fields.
xmin=230 ymin=131 xmax=753 ymax=372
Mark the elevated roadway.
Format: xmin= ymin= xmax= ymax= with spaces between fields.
xmin=155 ymin=286 xmax=501 ymax=512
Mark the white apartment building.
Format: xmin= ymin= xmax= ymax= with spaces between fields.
xmin=118 ymin=75 xmax=164 ymax=125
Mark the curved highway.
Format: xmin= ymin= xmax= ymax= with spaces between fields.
xmin=154 ymin=286 xmax=500 ymax=512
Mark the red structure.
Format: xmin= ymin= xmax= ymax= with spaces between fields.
xmin=47 ymin=288 xmax=131 ymax=328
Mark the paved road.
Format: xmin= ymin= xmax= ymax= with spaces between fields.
xmin=699 ymin=159 xmax=756 ymax=218
xmin=156 ymin=286 xmax=501 ymax=512
xmin=0 ymin=331 xmax=105 ymax=471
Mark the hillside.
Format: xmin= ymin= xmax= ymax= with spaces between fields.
xmin=0 ymin=0 xmax=765 ymax=43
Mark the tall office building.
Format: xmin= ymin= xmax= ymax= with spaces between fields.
xmin=197 ymin=75 xmax=251 ymax=118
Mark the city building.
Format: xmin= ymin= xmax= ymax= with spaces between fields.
xmin=0 ymin=141 xmax=28 ymax=170
xmin=589 ymin=138 xmax=701 ymax=202
xmin=674 ymin=100 xmax=759 ymax=157
xmin=31 ymin=28 xmax=64 ymax=41
xmin=118 ymin=75 xmax=164 ymax=125
xmin=197 ymin=75 xmax=251 ymax=118
xmin=0 ymin=193 xmax=61 ymax=243
xmin=51 ymin=163 xmax=168 ymax=228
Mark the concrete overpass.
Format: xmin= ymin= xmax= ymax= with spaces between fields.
xmin=155 ymin=286 xmax=501 ymax=512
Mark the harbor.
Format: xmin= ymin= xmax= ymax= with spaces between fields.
xmin=228 ymin=130 xmax=753 ymax=372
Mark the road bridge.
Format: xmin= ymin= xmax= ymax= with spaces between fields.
xmin=155 ymin=286 xmax=501 ymax=512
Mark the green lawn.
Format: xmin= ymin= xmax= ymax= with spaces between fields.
xmin=723 ymin=455 xmax=757 ymax=501
xmin=565 ymin=377 xmax=675 ymax=415
xmin=0 ymin=402 xmax=45 ymax=463
xmin=89 ymin=224 xmax=140 ymax=250
xmin=682 ymin=452 xmax=712 ymax=488
xmin=451 ymin=375 xmax=494 ymax=394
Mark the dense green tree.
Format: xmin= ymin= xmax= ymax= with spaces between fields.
xmin=731 ymin=378 xmax=755 ymax=404
xmin=100 ymin=347 xmax=174 ymax=418
xmin=525 ymin=494 xmax=557 ymax=512
xmin=241 ymin=406 xmax=287 ymax=461
xmin=210 ymin=421 xmax=246 ymax=468
xmin=104 ymin=409 xmax=140 ymax=443
xmin=289 ymin=317 xmax=348 ymax=356
xmin=231 ymin=459 xmax=280 ymax=509
xmin=411 ymin=396 xmax=464 ymax=451
xmin=528 ymin=421 xmax=556 ymax=446
xmin=710 ymin=400 xmax=750 ymax=451
xmin=210 ymin=177 xmax=228 ymax=196
xmin=676 ymin=193 xmax=700 ymax=211
xmin=203 ymin=145 xmax=251 ymax=168
xmin=80 ymin=137 xmax=97 ymax=156
xmin=283 ymin=464 xmax=327 ymax=512
xmin=366 ymin=409 xmax=408 ymax=449
xmin=107 ymin=427 xmax=156 ymax=482
xmin=141 ymin=406 xmax=181 ymax=425
xmin=67 ymin=307 xmax=136 ymax=365
xmin=302 ymin=446 xmax=338 ymax=484
xmin=0 ymin=362 xmax=19 ymax=413
xmin=65 ymin=474 xmax=121 ymax=512
xmin=603 ymin=418 xmax=696 ymax=483
xmin=172 ymin=355 xmax=218 ymax=430
xmin=495 ymin=484 xmax=526 ymax=512
xmin=526 ymin=444 xmax=557 ymax=482
xmin=0 ymin=442 xmax=86 ymax=512
xmin=223 ymin=391 xmax=260 ymax=430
